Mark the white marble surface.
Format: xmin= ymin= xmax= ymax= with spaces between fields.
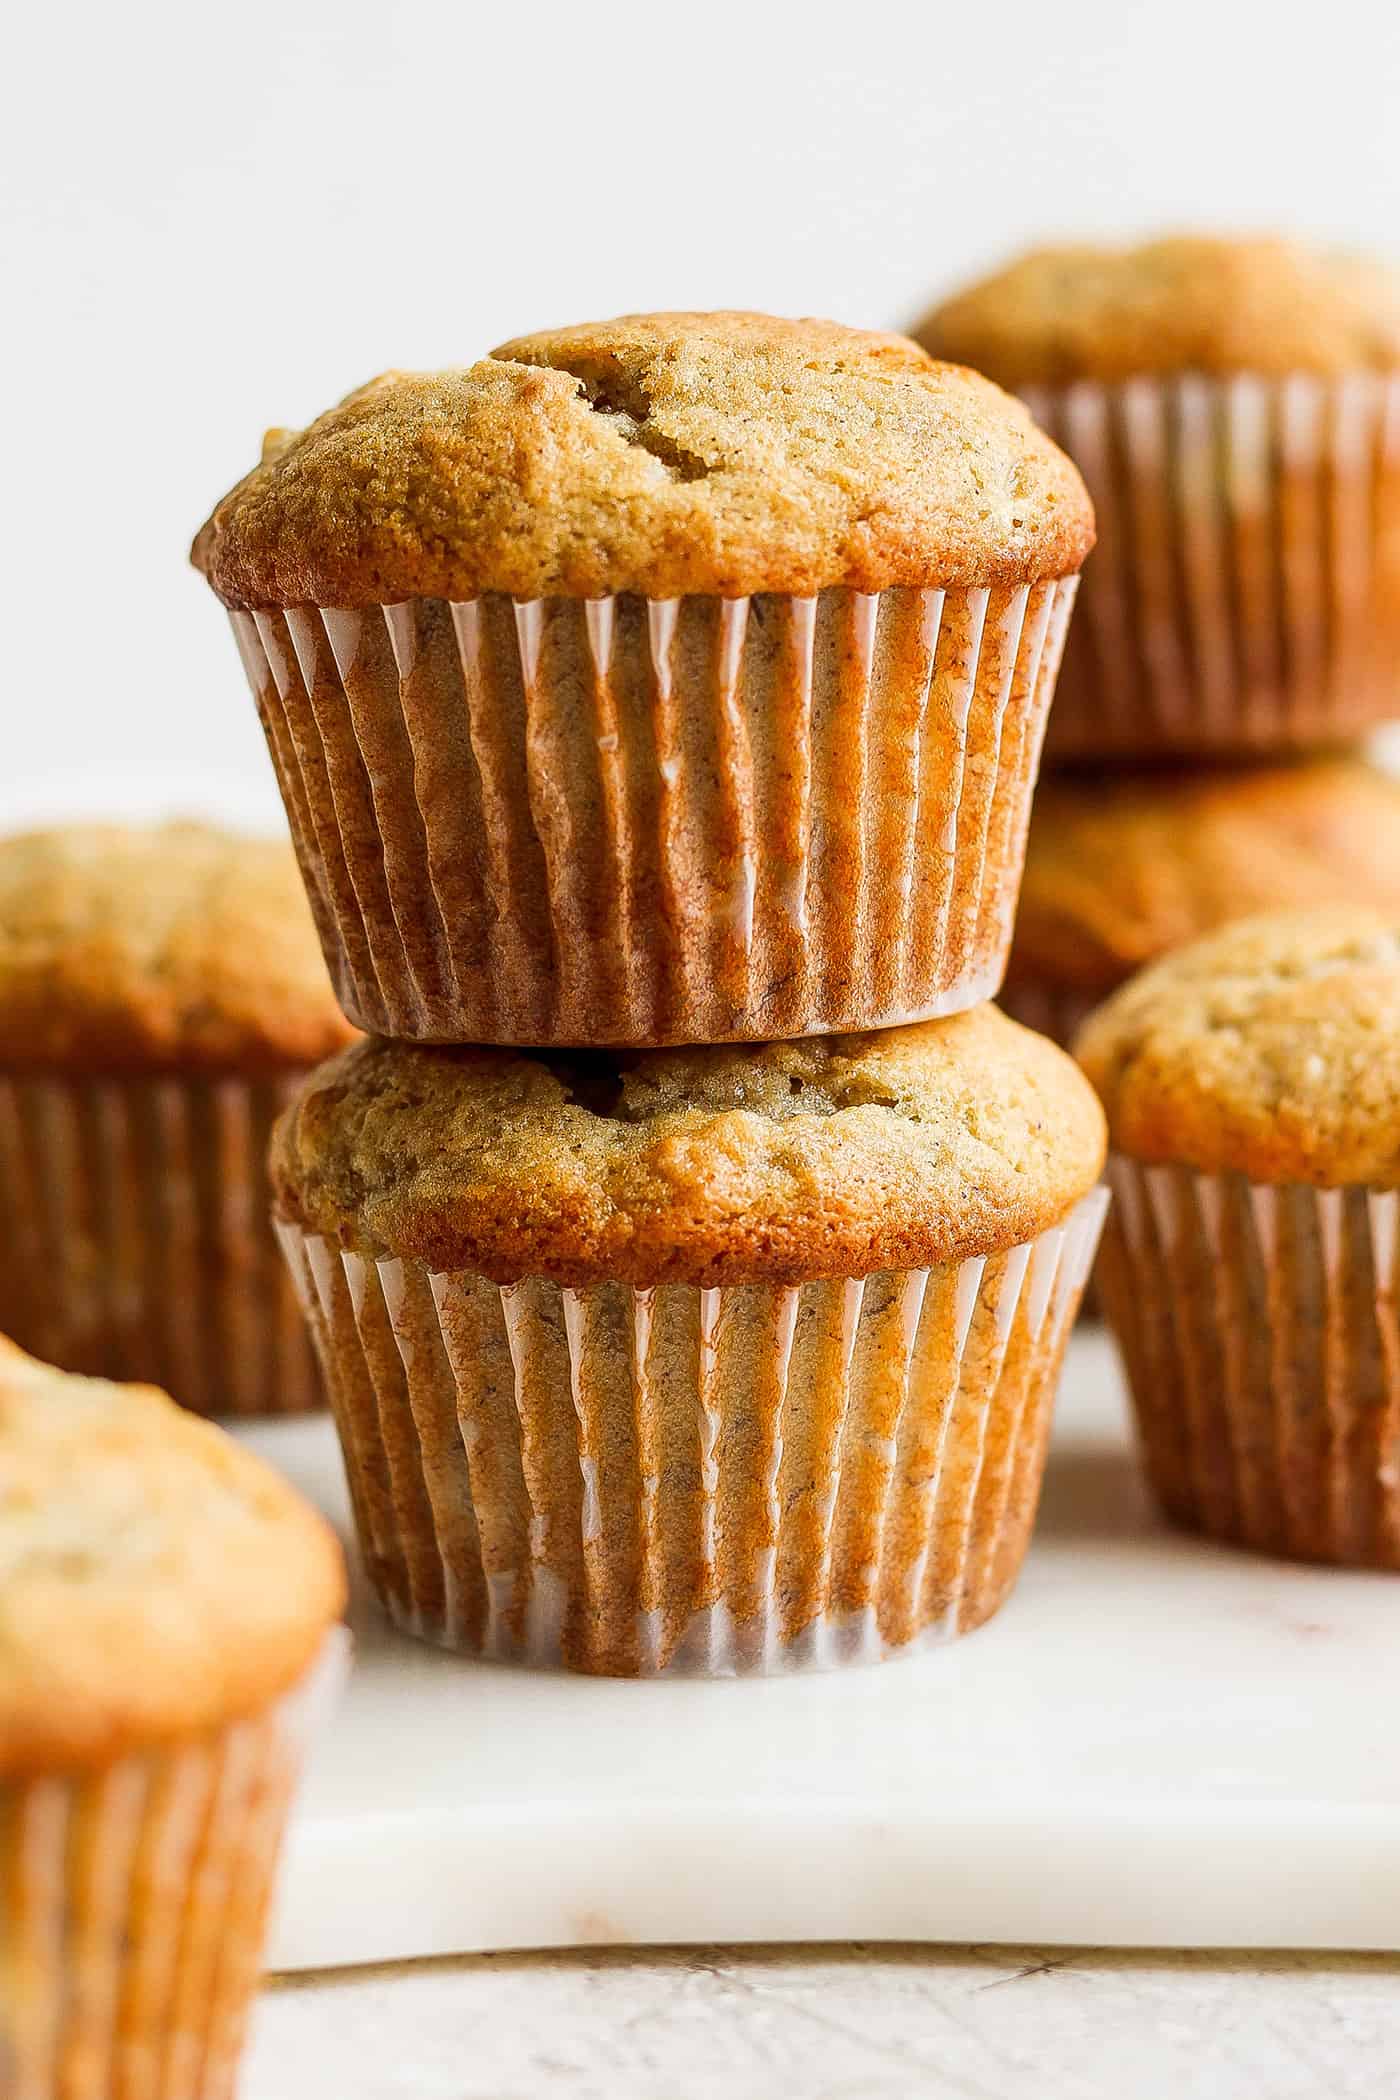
xmin=236 ymin=1289 xmax=1400 ymax=2091
xmin=245 ymin=1942 xmax=1400 ymax=2099
xmin=239 ymin=1329 xmax=1400 ymax=1968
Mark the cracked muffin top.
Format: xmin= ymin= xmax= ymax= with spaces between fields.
xmin=191 ymin=310 xmax=1095 ymax=607
xmin=1008 ymin=756 xmax=1400 ymax=998
xmin=270 ymin=1007 xmax=1106 ymax=1287
xmin=916 ymin=236 xmax=1400 ymax=387
xmin=0 ymin=1337 xmax=344 ymax=1775
xmin=1076 ymin=909 xmax=1400 ymax=1187
xmin=0 ymin=821 xmax=357 ymax=1073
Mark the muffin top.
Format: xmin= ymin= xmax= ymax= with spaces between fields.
xmin=916 ymin=236 xmax=1400 ymax=387
xmin=1008 ymin=756 xmax=1400 ymax=997
xmin=192 ymin=310 xmax=1094 ymax=608
xmin=0 ymin=821 xmax=356 ymax=1073
xmin=0 ymin=1338 xmax=344 ymax=1775
xmin=1077 ymin=909 xmax=1400 ymax=1187
xmin=271 ymin=1009 xmax=1106 ymax=1288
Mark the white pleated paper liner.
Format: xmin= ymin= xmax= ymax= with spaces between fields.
xmin=1101 ymin=1157 xmax=1400 ymax=1565
xmin=276 ymin=1190 xmax=1106 ymax=1676
xmin=231 ymin=579 xmax=1078 ymax=1045
xmin=1023 ymin=374 xmax=1400 ymax=760
xmin=0 ymin=1071 xmax=324 ymax=1418
xmin=0 ymin=1630 xmax=347 ymax=2100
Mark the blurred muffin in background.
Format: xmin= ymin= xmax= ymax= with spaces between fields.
xmin=271 ymin=1010 xmax=1106 ymax=1675
xmin=1002 ymin=754 xmax=1400 ymax=1045
xmin=0 ymin=822 xmax=356 ymax=1416
xmin=1079 ymin=908 xmax=1400 ymax=1566
xmin=916 ymin=236 xmax=1400 ymax=760
xmin=193 ymin=311 xmax=1094 ymax=1047
xmin=0 ymin=1336 xmax=344 ymax=2099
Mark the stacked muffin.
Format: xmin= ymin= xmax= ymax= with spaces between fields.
xmin=920 ymin=242 xmax=1400 ymax=1567
xmin=1002 ymin=755 xmax=1400 ymax=1046
xmin=193 ymin=311 xmax=1108 ymax=1673
xmin=917 ymin=236 xmax=1400 ymax=1033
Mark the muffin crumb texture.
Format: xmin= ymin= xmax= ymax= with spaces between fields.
xmin=0 ymin=821 xmax=355 ymax=1071
xmin=271 ymin=1008 xmax=1107 ymax=1286
xmin=193 ymin=311 xmax=1094 ymax=606
xmin=0 ymin=1338 xmax=344 ymax=1774
xmin=1008 ymin=757 xmax=1400 ymax=997
xmin=1077 ymin=908 xmax=1400 ymax=1186
xmin=916 ymin=235 xmax=1400 ymax=385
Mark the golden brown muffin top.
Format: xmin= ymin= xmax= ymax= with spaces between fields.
xmin=1076 ymin=909 xmax=1400 ymax=1187
xmin=0 ymin=1338 xmax=345 ymax=1776
xmin=271 ymin=1009 xmax=1106 ymax=1288
xmin=1008 ymin=756 xmax=1400 ymax=998
xmin=0 ymin=821 xmax=357 ymax=1073
xmin=916 ymin=236 xmax=1400 ymax=386
xmin=192 ymin=310 xmax=1094 ymax=608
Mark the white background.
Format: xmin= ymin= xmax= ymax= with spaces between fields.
xmin=3 ymin=0 xmax=1399 ymax=830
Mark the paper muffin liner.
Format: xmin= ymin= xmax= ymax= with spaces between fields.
xmin=996 ymin=979 xmax=1101 ymax=1052
xmin=1101 ymin=1157 xmax=1400 ymax=1564
xmin=0 ymin=1071 xmax=323 ymax=1418
xmin=276 ymin=1191 xmax=1105 ymax=1675
xmin=0 ymin=1630 xmax=345 ymax=2100
xmin=1023 ymin=374 xmax=1400 ymax=759
xmin=230 ymin=580 xmax=1078 ymax=1045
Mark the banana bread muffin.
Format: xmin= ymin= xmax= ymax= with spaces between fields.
xmin=916 ymin=237 xmax=1400 ymax=758
xmin=1078 ymin=907 xmax=1400 ymax=1565
xmin=1003 ymin=754 xmax=1400 ymax=1044
xmin=195 ymin=311 xmax=1094 ymax=1045
xmin=0 ymin=822 xmax=357 ymax=1415
xmin=272 ymin=1009 xmax=1107 ymax=1674
xmin=0 ymin=1337 xmax=345 ymax=2099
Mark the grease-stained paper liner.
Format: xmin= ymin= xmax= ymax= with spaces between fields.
xmin=0 ymin=1631 xmax=346 ymax=2100
xmin=1023 ymin=375 xmax=1400 ymax=760
xmin=1101 ymin=1158 xmax=1400 ymax=1565
xmin=277 ymin=1192 xmax=1105 ymax=1675
xmin=0 ymin=1072 xmax=322 ymax=1418
xmin=997 ymin=979 xmax=1101 ymax=1052
xmin=231 ymin=580 xmax=1078 ymax=1045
